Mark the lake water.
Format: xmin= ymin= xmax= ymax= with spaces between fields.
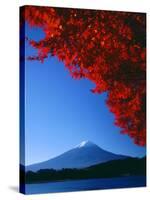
xmin=25 ymin=176 xmax=146 ymax=194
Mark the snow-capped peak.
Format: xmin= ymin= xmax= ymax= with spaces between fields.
xmin=76 ymin=140 xmax=95 ymax=148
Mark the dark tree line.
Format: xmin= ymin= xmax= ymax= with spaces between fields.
xmin=24 ymin=157 xmax=146 ymax=184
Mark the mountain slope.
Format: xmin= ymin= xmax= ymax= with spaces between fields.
xmin=27 ymin=141 xmax=129 ymax=172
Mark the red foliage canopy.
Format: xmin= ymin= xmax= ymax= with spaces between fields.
xmin=22 ymin=6 xmax=146 ymax=146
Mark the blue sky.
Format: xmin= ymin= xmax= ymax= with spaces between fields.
xmin=24 ymin=23 xmax=146 ymax=165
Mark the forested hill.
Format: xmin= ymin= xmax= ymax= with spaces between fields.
xmin=23 ymin=157 xmax=146 ymax=184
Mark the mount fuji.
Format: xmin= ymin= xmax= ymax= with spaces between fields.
xmin=27 ymin=141 xmax=129 ymax=172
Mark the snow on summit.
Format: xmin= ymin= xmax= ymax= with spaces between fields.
xmin=76 ymin=141 xmax=96 ymax=148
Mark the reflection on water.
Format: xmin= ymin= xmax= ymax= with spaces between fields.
xmin=25 ymin=176 xmax=146 ymax=194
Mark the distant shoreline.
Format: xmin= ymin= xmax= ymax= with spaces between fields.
xmin=21 ymin=157 xmax=146 ymax=184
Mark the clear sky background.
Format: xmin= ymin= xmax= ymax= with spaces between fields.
xmin=25 ymin=23 xmax=146 ymax=165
